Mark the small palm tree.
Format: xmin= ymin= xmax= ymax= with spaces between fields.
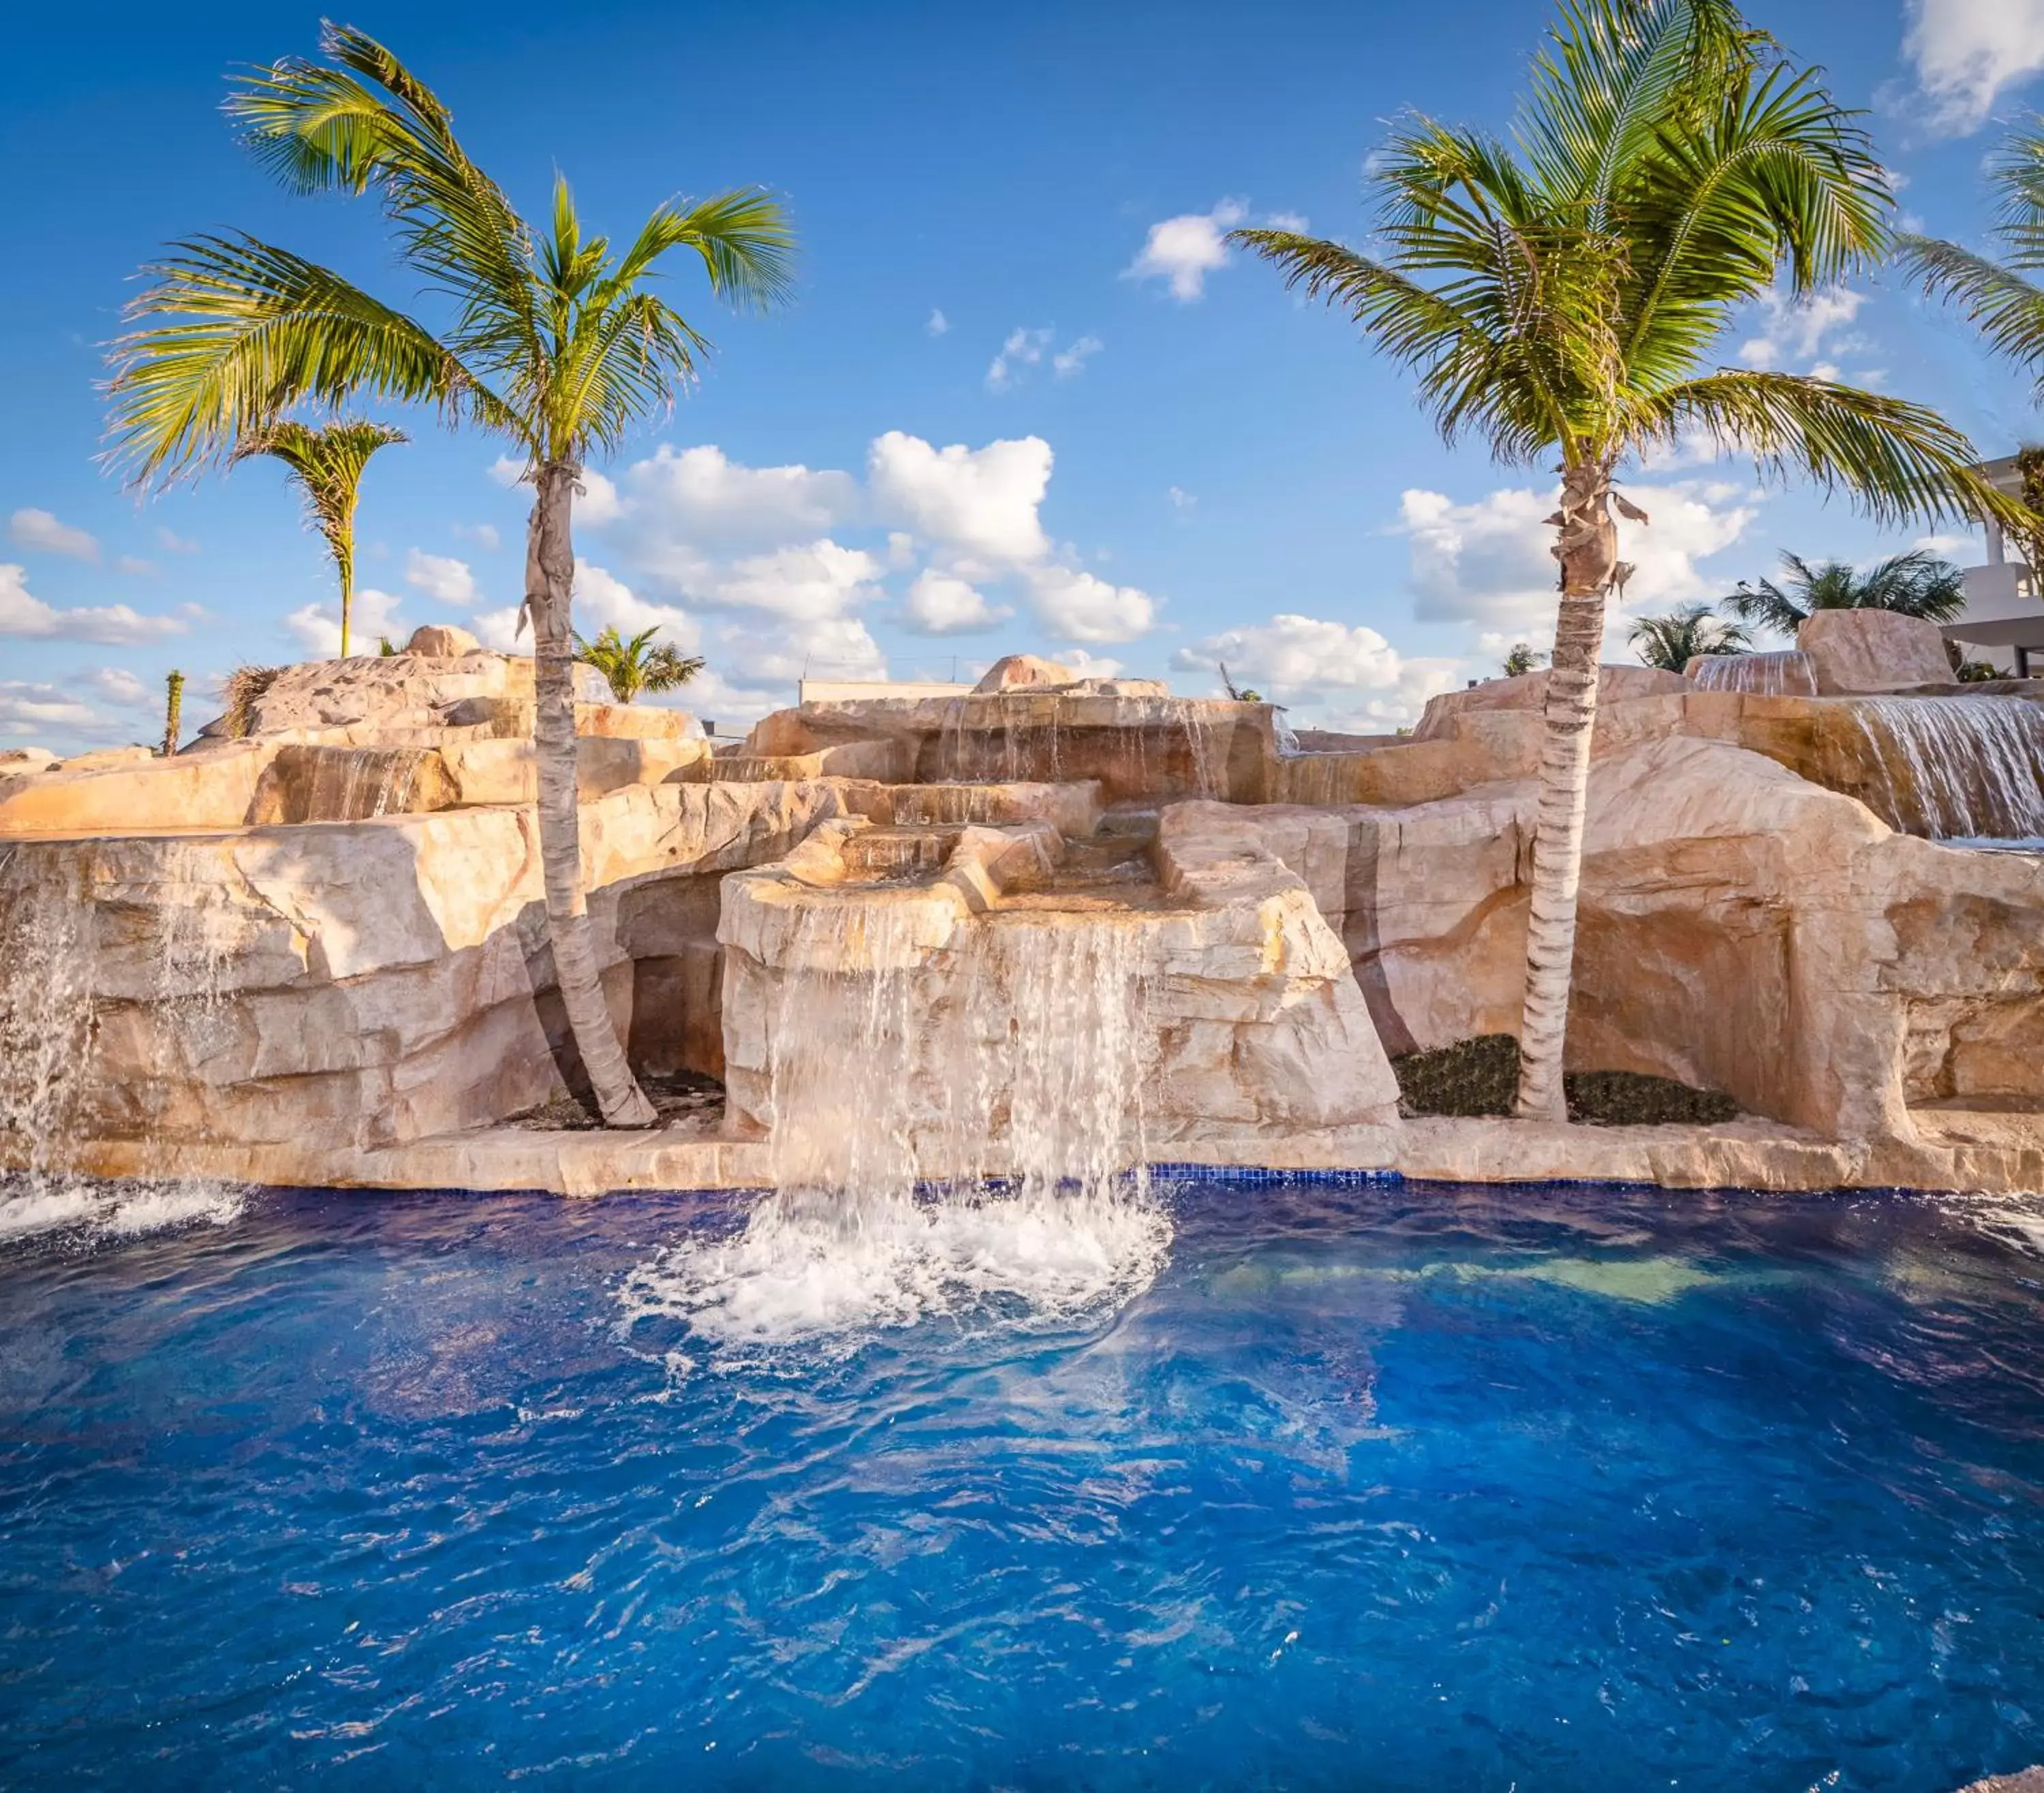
xmin=234 ymin=418 xmax=404 ymax=657
xmin=574 ymin=625 xmax=705 ymax=703
xmin=104 ymin=27 xmax=792 ymax=1128
xmin=1230 ymin=0 xmax=2017 ymax=1120
xmin=1628 ymin=604 xmax=1751 ymax=670
xmin=1724 ymin=549 xmax=1968 ymax=635
xmin=1501 ymin=643 xmax=1549 ymax=677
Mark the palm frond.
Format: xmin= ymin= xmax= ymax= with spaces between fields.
xmin=607 ymin=189 xmax=797 ymax=309
xmin=231 ymin=418 xmax=405 ymax=565
xmin=1624 ymin=369 xmax=2017 ymax=528
xmin=1895 ymin=232 xmax=2044 ymax=399
xmin=1628 ymin=601 xmax=1751 ymax=669
xmin=104 ymin=233 xmax=504 ymax=485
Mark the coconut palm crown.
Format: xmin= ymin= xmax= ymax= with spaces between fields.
xmin=574 ymin=625 xmax=706 ymax=704
xmin=1229 ymin=0 xmax=2018 ymax=1121
xmin=1628 ymin=603 xmax=1752 ymax=670
xmin=234 ymin=418 xmax=405 ymax=657
xmin=1724 ymin=548 xmax=1968 ymax=636
xmin=102 ymin=25 xmax=794 ymax=1127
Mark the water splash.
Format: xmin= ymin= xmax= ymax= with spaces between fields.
xmin=0 ymin=849 xmax=244 ymax=1243
xmin=1690 ymin=652 xmax=1819 ymax=697
xmin=621 ymin=902 xmax=1171 ymax=1360
xmin=1844 ymin=696 xmax=2044 ymax=840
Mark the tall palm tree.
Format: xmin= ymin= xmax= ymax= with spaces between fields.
xmin=1898 ymin=120 xmax=2044 ymax=576
xmin=1628 ymin=603 xmax=1751 ymax=670
xmin=234 ymin=418 xmax=404 ymax=657
xmin=104 ymin=27 xmax=794 ymax=1127
xmin=574 ymin=625 xmax=705 ymax=703
xmin=1230 ymin=0 xmax=2017 ymax=1121
xmin=1724 ymin=548 xmax=1968 ymax=636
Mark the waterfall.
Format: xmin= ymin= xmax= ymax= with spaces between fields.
xmin=1844 ymin=696 xmax=2044 ymax=841
xmin=0 ymin=848 xmax=244 ymax=1241
xmin=1690 ymin=652 xmax=1819 ymax=697
xmin=621 ymin=901 xmax=1170 ymax=1358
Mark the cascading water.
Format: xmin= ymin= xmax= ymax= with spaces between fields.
xmin=1844 ymin=696 xmax=2044 ymax=842
xmin=621 ymin=900 xmax=1171 ymax=1359
xmin=0 ymin=848 xmax=243 ymax=1241
xmin=1690 ymin=651 xmax=1819 ymax=698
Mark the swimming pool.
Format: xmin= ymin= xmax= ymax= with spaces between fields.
xmin=3 ymin=1176 xmax=2041 ymax=1790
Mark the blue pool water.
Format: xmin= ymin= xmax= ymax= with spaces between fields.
xmin=3 ymin=1177 xmax=2044 ymax=1790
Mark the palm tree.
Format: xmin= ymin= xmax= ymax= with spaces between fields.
xmin=1899 ymin=125 xmax=2044 ymax=576
xmin=104 ymin=27 xmax=793 ymax=1127
xmin=1229 ymin=0 xmax=2017 ymax=1121
xmin=234 ymin=418 xmax=404 ymax=657
xmin=1724 ymin=548 xmax=1968 ymax=635
xmin=574 ymin=625 xmax=706 ymax=703
xmin=1628 ymin=603 xmax=1751 ymax=670
xmin=1501 ymin=642 xmax=1549 ymax=677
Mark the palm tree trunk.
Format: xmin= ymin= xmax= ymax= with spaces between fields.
xmin=1513 ymin=461 xmax=1620 ymax=1123
xmin=526 ymin=459 xmax=658 ymax=1127
xmin=339 ymin=559 xmax=353 ymax=659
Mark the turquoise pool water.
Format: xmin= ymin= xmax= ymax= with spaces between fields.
xmin=2 ymin=1176 xmax=2041 ymax=1789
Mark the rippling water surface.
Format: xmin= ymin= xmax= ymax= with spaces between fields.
xmin=4 ymin=1177 xmax=2044 ymax=1790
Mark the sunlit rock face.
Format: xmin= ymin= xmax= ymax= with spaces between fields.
xmin=0 ymin=779 xmax=839 ymax=1155
xmin=715 ymin=800 xmax=1402 ymax=1177
xmin=1796 ymin=609 xmax=1956 ymax=696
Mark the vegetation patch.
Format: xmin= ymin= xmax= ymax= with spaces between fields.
xmin=1391 ymin=1034 xmax=1740 ymax=1127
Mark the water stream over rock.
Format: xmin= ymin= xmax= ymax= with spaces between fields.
xmin=1844 ymin=696 xmax=2044 ymax=841
xmin=1690 ymin=651 xmax=1819 ymax=697
xmin=622 ymin=897 xmax=1171 ymax=1359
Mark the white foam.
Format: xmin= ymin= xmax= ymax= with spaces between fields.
xmin=621 ymin=1183 xmax=1171 ymax=1360
xmin=0 ymin=1172 xmax=245 ymax=1245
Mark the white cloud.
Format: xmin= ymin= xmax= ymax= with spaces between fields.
xmin=1172 ymin=612 xmax=1464 ymax=728
xmin=711 ymin=539 xmax=882 ymax=621
xmin=926 ymin=308 xmax=949 ymax=337
xmin=1024 ymin=565 xmax=1158 ymax=643
xmin=471 ymin=560 xmax=700 ymax=655
xmin=405 ymin=548 xmax=480 ymax=607
xmin=83 ymin=666 xmax=154 ymax=707
xmin=1125 ymin=199 xmax=1248 ymax=300
xmin=285 ymin=585 xmax=406 ymax=657
xmin=9 ymin=508 xmax=99 ymax=563
xmin=0 ymin=563 xmax=190 ymax=644
xmin=613 ymin=444 xmax=857 ymax=572
xmin=987 ymin=326 xmax=1051 ymax=392
xmin=1737 ymin=286 xmax=1868 ymax=373
xmin=116 ymin=556 xmax=157 ymax=576
xmin=1903 ymin=0 xmax=2044 ymax=134
xmin=154 ymin=527 xmax=200 ymax=555
xmin=454 ymin=522 xmax=501 ymax=553
xmin=1398 ymin=479 xmax=1757 ymax=636
xmin=0 ymin=681 xmax=100 ymax=736
xmin=1053 ymin=334 xmax=1104 ymax=378
xmin=1914 ymin=531 xmax=1981 ymax=559
xmin=900 ymin=569 xmax=1012 ymax=634
xmin=869 ymin=431 xmax=1053 ymax=567
xmin=1264 ymin=210 xmax=1310 ymax=232
xmin=1168 ymin=486 xmax=1197 ymax=510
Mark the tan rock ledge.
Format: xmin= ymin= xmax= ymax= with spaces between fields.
xmin=12 ymin=1108 xmax=2041 ymax=1199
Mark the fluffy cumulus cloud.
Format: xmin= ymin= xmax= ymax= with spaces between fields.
xmin=713 ymin=540 xmax=883 ymax=621
xmin=1903 ymin=0 xmax=2044 ymax=134
xmin=405 ymin=548 xmax=480 ymax=606
xmin=7 ymin=508 xmax=99 ymax=563
xmin=0 ymin=681 xmax=100 ymax=738
xmin=0 ymin=563 xmax=191 ymax=645
xmin=286 ymin=585 xmax=407 ymax=658
xmin=82 ymin=666 xmax=154 ymax=707
xmin=1125 ymin=199 xmax=1249 ymax=300
xmin=1023 ymin=565 xmax=1156 ymax=643
xmin=900 ymin=569 xmax=1012 ymax=634
xmin=1737 ymin=285 xmax=1870 ymax=375
xmin=1399 ymin=478 xmax=1759 ymax=641
xmin=1171 ymin=613 xmax=1464 ymax=729
xmin=613 ymin=443 xmax=857 ymax=552
xmin=867 ymin=431 xmax=1053 ymax=567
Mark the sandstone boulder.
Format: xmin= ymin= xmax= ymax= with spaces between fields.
xmin=403 ymin=623 xmax=482 ymax=657
xmin=1798 ymin=608 xmax=1954 ymax=694
xmin=1411 ymin=664 xmax=1688 ymax=740
xmin=973 ymin=653 xmax=1077 ymax=693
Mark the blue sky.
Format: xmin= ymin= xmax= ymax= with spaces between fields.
xmin=5 ymin=0 xmax=2044 ymax=749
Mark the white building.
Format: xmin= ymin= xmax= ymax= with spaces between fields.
xmin=1945 ymin=454 xmax=2043 ymax=676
